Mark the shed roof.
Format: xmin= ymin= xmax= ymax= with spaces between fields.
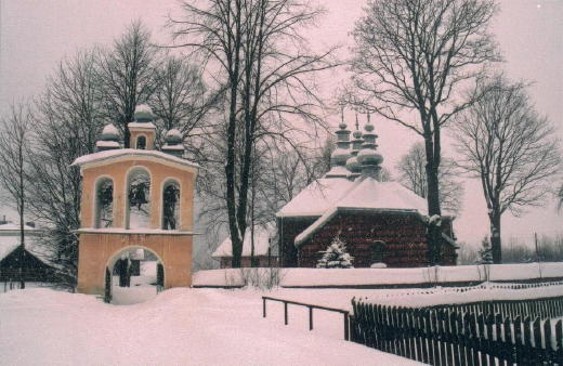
xmin=212 ymin=223 xmax=277 ymax=258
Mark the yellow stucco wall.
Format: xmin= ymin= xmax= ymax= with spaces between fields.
xmin=77 ymin=233 xmax=193 ymax=295
xmin=80 ymin=158 xmax=196 ymax=230
xmin=130 ymin=129 xmax=155 ymax=150
xmin=76 ymin=153 xmax=198 ymax=296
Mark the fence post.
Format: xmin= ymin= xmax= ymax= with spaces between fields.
xmin=284 ymin=302 xmax=288 ymax=325
xmin=263 ymin=297 xmax=267 ymax=318
xmin=309 ymin=306 xmax=313 ymax=331
xmin=344 ymin=312 xmax=350 ymax=341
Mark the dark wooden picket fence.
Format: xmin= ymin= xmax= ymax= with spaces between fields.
xmin=351 ymin=296 xmax=563 ymax=365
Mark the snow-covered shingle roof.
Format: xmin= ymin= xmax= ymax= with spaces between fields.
xmin=290 ymin=177 xmax=436 ymax=247
xmin=0 ymin=223 xmax=48 ymax=262
xmin=276 ymin=177 xmax=356 ymax=218
xmin=212 ymin=224 xmax=277 ymax=258
xmin=335 ymin=179 xmax=428 ymax=214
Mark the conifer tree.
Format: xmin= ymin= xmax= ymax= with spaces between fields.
xmin=317 ymin=236 xmax=354 ymax=269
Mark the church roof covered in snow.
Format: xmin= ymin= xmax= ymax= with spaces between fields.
xmin=276 ymin=177 xmax=356 ymax=218
xmin=212 ymin=223 xmax=277 ymax=258
xmin=292 ymin=177 xmax=433 ymax=247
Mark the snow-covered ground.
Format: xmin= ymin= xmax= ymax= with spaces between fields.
xmin=0 ymin=288 xmax=421 ymax=365
xmin=194 ymin=262 xmax=563 ymax=288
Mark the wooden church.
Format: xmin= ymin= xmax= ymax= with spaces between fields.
xmin=276 ymin=118 xmax=458 ymax=268
xmin=73 ymin=105 xmax=198 ymax=297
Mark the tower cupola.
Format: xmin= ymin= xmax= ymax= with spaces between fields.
xmin=345 ymin=114 xmax=364 ymax=178
xmin=325 ymin=111 xmax=352 ymax=178
xmin=357 ymin=114 xmax=383 ymax=180
xmin=161 ymin=129 xmax=185 ymax=158
xmin=129 ymin=104 xmax=156 ymax=150
xmin=96 ymin=124 xmax=121 ymax=151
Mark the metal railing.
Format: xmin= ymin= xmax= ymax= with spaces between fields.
xmin=262 ymin=296 xmax=351 ymax=340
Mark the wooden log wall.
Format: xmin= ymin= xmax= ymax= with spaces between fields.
xmin=298 ymin=211 xmax=457 ymax=268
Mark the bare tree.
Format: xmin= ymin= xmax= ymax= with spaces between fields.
xmin=0 ymin=103 xmax=33 ymax=288
xmin=171 ymin=0 xmax=337 ymax=267
xmin=98 ymin=21 xmax=160 ymax=147
xmin=150 ymin=55 xmax=211 ymax=144
xmin=397 ymin=142 xmax=464 ymax=214
xmin=28 ymin=50 xmax=105 ymax=289
xmin=454 ymin=75 xmax=561 ymax=263
xmin=352 ymin=0 xmax=499 ymax=264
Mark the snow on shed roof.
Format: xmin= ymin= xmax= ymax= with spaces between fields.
xmin=276 ymin=177 xmax=356 ymax=218
xmin=0 ymin=227 xmax=48 ymax=262
xmin=0 ymin=222 xmax=39 ymax=232
xmin=72 ymin=148 xmax=199 ymax=169
xmin=212 ymin=224 xmax=277 ymax=258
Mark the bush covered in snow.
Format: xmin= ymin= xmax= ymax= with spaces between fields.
xmin=317 ymin=236 xmax=354 ymax=269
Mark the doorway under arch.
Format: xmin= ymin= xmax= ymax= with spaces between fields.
xmin=104 ymin=246 xmax=165 ymax=305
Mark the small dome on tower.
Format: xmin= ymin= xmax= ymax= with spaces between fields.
xmin=100 ymin=124 xmax=120 ymax=142
xmin=330 ymin=147 xmax=350 ymax=166
xmin=352 ymin=129 xmax=363 ymax=139
xmin=345 ymin=155 xmax=361 ymax=173
xmin=96 ymin=123 xmax=121 ymax=151
xmin=134 ymin=104 xmax=154 ymax=122
xmin=165 ymin=129 xmax=183 ymax=145
xmin=357 ymin=148 xmax=384 ymax=166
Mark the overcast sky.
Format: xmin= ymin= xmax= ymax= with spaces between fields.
xmin=0 ymin=0 xmax=562 ymax=246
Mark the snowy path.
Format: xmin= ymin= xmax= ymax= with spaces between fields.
xmin=0 ymin=288 xmax=421 ymax=365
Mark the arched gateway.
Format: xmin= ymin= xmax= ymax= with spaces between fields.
xmin=73 ymin=105 xmax=198 ymax=297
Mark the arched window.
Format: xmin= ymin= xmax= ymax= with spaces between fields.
xmin=136 ymin=135 xmax=147 ymax=150
xmin=162 ymin=181 xmax=180 ymax=230
xmin=127 ymin=168 xmax=151 ymax=229
xmin=370 ymin=241 xmax=386 ymax=264
xmin=95 ymin=177 xmax=113 ymax=228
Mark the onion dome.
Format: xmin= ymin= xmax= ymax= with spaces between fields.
xmin=162 ymin=128 xmax=185 ymax=158
xmin=134 ymin=104 xmax=154 ymax=122
xmin=96 ymin=124 xmax=121 ymax=151
xmin=357 ymin=116 xmax=384 ymax=180
xmin=329 ymin=122 xmax=351 ymax=167
xmin=100 ymin=124 xmax=120 ymax=142
xmin=165 ymin=128 xmax=183 ymax=145
xmin=330 ymin=147 xmax=351 ymax=167
xmin=345 ymin=117 xmax=364 ymax=177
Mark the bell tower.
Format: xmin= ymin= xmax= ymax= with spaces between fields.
xmin=74 ymin=105 xmax=198 ymax=298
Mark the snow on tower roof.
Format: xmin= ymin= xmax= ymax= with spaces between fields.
xmin=72 ymin=148 xmax=199 ymax=169
xmin=276 ymin=177 xmax=356 ymax=218
xmin=212 ymin=223 xmax=277 ymax=258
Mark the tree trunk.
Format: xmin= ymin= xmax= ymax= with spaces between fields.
xmin=19 ymin=144 xmax=25 ymax=289
xmin=489 ymin=211 xmax=502 ymax=264
xmin=424 ymin=131 xmax=442 ymax=266
xmin=227 ymin=1 xmax=243 ymax=269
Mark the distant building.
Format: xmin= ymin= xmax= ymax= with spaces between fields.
xmin=0 ymin=221 xmax=56 ymax=284
xmin=276 ymin=118 xmax=458 ymax=268
xmin=212 ymin=223 xmax=278 ymax=268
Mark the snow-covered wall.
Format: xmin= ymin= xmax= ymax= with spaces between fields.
xmin=192 ymin=263 xmax=563 ymax=288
